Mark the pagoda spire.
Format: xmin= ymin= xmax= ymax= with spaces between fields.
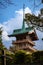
xmin=22 ymin=4 xmax=25 ymax=30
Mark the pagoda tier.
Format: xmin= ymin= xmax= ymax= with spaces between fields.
xmin=11 ymin=39 xmax=37 ymax=52
xmin=10 ymin=45 xmax=36 ymax=53
xmin=12 ymin=39 xmax=35 ymax=46
xmin=21 ymin=46 xmax=37 ymax=52
xmin=8 ymin=29 xmax=38 ymax=41
xmin=9 ymin=31 xmax=38 ymax=52
xmin=10 ymin=39 xmax=37 ymax=52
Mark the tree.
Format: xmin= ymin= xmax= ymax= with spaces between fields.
xmin=25 ymin=54 xmax=32 ymax=64
xmin=0 ymin=27 xmax=3 ymax=49
xmin=32 ymin=51 xmax=43 ymax=64
xmin=0 ymin=27 xmax=5 ymax=50
xmin=14 ymin=50 xmax=26 ymax=64
xmin=25 ymin=13 xmax=43 ymax=32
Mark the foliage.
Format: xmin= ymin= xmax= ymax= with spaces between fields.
xmin=13 ymin=50 xmax=33 ymax=64
xmin=25 ymin=54 xmax=32 ymax=64
xmin=32 ymin=51 xmax=43 ymax=63
xmin=0 ymin=27 xmax=2 ymax=44
xmin=10 ymin=50 xmax=43 ymax=64
xmin=25 ymin=13 xmax=43 ymax=32
xmin=0 ymin=27 xmax=3 ymax=49
xmin=6 ymin=54 xmax=15 ymax=65
xmin=0 ymin=27 xmax=6 ymax=50
xmin=0 ymin=49 xmax=43 ymax=65
xmin=14 ymin=50 xmax=26 ymax=64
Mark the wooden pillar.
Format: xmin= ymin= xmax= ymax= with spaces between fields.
xmin=4 ymin=50 xmax=6 ymax=65
xmin=2 ymin=50 xmax=6 ymax=65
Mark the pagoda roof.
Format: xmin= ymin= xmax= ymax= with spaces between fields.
xmin=8 ymin=20 xmax=38 ymax=41
xmin=8 ymin=27 xmax=34 ymax=37
xmin=12 ymin=39 xmax=35 ymax=46
xmin=9 ymin=45 xmax=37 ymax=52
xmin=8 ymin=29 xmax=38 ymax=41
xmin=21 ymin=46 xmax=37 ymax=52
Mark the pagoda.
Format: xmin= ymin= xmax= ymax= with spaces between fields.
xmin=8 ymin=5 xmax=38 ymax=53
xmin=8 ymin=19 xmax=38 ymax=53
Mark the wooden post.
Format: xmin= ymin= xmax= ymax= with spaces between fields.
xmin=2 ymin=50 xmax=6 ymax=65
xmin=4 ymin=50 xmax=6 ymax=65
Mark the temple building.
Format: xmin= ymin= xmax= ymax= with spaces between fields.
xmin=8 ymin=18 xmax=38 ymax=53
xmin=8 ymin=5 xmax=38 ymax=53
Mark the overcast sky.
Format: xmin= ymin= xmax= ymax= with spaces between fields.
xmin=0 ymin=0 xmax=43 ymax=50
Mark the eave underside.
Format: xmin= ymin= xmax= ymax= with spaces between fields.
xmin=12 ymin=39 xmax=35 ymax=46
